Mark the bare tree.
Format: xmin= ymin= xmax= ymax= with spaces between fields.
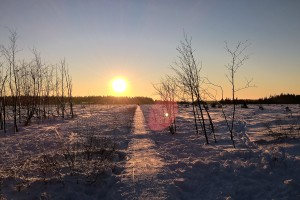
xmin=1 ymin=30 xmax=20 ymax=132
xmin=0 ymin=61 xmax=8 ymax=132
xmin=44 ymin=65 xmax=54 ymax=119
xmin=171 ymin=33 xmax=214 ymax=144
xmin=19 ymin=60 xmax=33 ymax=125
xmin=64 ymin=65 xmax=74 ymax=118
xmin=153 ymin=75 xmax=177 ymax=134
xmin=191 ymin=62 xmax=216 ymax=143
xmin=59 ymin=59 xmax=67 ymax=118
xmin=55 ymin=66 xmax=60 ymax=116
xmin=224 ymin=40 xmax=254 ymax=148
xmin=0 ymin=30 xmax=74 ymax=130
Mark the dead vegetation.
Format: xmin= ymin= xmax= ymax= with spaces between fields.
xmin=0 ymin=105 xmax=136 ymax=194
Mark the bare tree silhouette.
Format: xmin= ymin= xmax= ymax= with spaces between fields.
xmin=224 ymin=40 xmax=254 ymax=147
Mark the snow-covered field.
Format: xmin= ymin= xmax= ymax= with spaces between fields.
xmin=1 ymin=104 xmax=300 ymax=199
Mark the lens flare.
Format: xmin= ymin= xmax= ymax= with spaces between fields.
xmin=148 ymin=102 xmax=178 ymax=131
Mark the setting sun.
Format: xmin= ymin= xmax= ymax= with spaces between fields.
xmin=112 ymin=78 xmax=127 ymax=93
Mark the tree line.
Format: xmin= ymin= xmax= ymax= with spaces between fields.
xmin=73 ymin=96 xmax=154 ymax=105
xmin=256 ymin=94 xmax=300 ymax=104
xmin=216 ymin=94 xmax=300 ymax=105
xmin=0 ymin=30 xmax=73 ymax=133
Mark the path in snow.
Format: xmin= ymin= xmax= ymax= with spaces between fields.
xmin=120 ymin=106 xmax=167 ymax=199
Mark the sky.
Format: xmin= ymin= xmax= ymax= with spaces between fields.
xmin=0 ymin=0 xmax=299 ymax=99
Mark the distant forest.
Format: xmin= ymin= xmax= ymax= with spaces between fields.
xmin=72 ymin=93 xmax=300 ymax=105
xmin=73 ymin=96 xmax=154 ymax=105
xmin=5 ymin=93 xmax=297 ymax=106
xmin=3 ymin=94 xmax=299 ymax=106
xmin=219 ymin=94 xmax=300 ymax=104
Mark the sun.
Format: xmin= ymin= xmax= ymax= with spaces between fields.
xmin=112 ymin=78 xmax=127 ymax=93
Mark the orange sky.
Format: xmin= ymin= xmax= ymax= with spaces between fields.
xmin=1 ymin=1 xmax=299 ymax=100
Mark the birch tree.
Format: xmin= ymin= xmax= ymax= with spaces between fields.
xmin=172 ymin=33 xmax=215 ymax=144
xmin=224 ymin=41 xmax=253 ymax=147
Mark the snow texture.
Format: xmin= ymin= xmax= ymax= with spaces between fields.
xmin=0 ymin=104 xmax=300 ymax=199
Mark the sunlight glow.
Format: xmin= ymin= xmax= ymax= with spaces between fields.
xmin=112 ymin=78 xmax=127 ymax=93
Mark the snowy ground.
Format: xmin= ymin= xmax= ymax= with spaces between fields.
xmin=1 ymin=104 xmax=300 ymax=199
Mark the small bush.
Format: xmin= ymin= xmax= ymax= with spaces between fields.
xmin=10 ymin=159 xmax=31 ymax=192
xmin=211 ymin=103 xmax=217 ymax=108
xmin=38 ymin=153 xmax=63 ymax=184
xmin=241 ymin=102 xmax=248 ymax=108
xmin=265 ymin=117 xmax=300 ymax=140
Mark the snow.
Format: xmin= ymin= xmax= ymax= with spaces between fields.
xmin=1 ymin=104 xmax=300 ymax=199
xmin=119 ymin=106 xmax=166 ymax=199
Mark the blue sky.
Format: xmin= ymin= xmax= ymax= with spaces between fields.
xmin=0 ymin=0 xmax=299 ymax=98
